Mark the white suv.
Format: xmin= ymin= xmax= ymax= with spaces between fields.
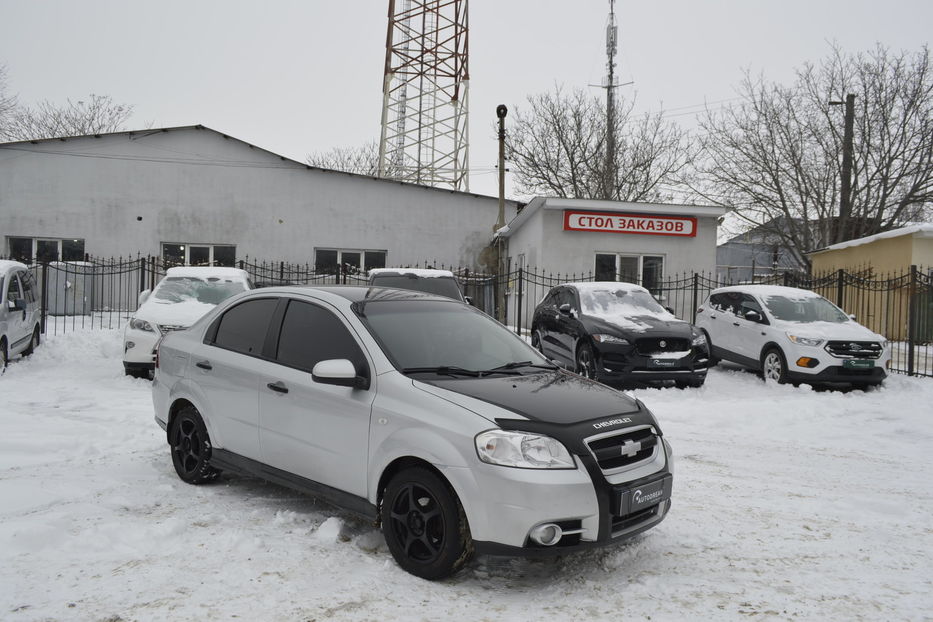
xmin=1 ymin=260 xmax=41 ymax=368
xmin=695 ymin=285 xmax=890 ymax=387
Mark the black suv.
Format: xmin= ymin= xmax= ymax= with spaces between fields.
xmin=531 ymin=282 xmax=710 ymax=388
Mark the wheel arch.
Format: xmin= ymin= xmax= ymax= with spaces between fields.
xmin=166 ymin=398 xmax=198 ymax=442
xmin=759 ymin=341 xmax=786 ymax=368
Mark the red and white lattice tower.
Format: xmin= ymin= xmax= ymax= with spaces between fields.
xmin=378 ymin=0 xmax=469 ymax=191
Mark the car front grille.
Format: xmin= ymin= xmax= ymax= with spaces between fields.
xmin=586 ymin=426 xmax=657 ymax=471
xmin=825 ymin=341 xmax=883 ymax=359
xmin=635 ymin=337 xmax=690 ymax=356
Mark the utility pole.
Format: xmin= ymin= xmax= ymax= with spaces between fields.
xmin=829 ymin=93 xmax=855 ymax=243
xmin=603 ymin=0 xmax=618 ymax=200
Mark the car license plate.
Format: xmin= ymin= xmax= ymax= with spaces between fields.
xmin=843 ymin=359 xmax=874 ymax=369
xmin=648 ymin=358 xmax=677 ymax=368
xmin=616 ymin=475 xmax=673 ymax=516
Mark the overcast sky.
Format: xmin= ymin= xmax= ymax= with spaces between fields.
xmin=2 ymin=0 xmax=931 ymax=198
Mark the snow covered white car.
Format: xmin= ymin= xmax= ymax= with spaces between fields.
xmin=1 ymin=260 xmax=41 ymax=368
xmin=695 ymin=285 xmax=890 ymax=387
xmin=123 ymin=267 xmax=251 ymax=377
xmin=152 ymin=286 xmax=673 ymax=579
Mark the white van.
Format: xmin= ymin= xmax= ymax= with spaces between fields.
xmin=1 ymin=260 xmax=41 ymax=368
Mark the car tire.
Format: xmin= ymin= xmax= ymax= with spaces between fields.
xmin=381 ymin=466 xmax=473 ymax=580
xmin=124 ymin=366 xmax=150 ymax=379
xmin=169 ymin=406 xmax=221 ymax=484
xmin=531 ymin=329 xmax=544 ymax=354
xmin=675 ymin=378 xmax=705 ymax=389
xmin=22 ymin=326 xmax=40 ymax=356
xmin=761 ymin=347 xmax=788 ymax=384
xmin=575 ymin=342 xmax=597 ymax=380
xmin=702 ymin=330 xmax=719 ymax=366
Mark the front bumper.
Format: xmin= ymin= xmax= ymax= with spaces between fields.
xmin=593 ymin=342 xmax=709 ymax=384
xmin=786 ymin=363 xmax=887 ymax=385
xmin=123 ymin=325 xmax=160 ymax=365
xmin=460 ymin=437 xmax=673 ymax=556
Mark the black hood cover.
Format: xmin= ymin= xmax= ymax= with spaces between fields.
xmin=582 ymin=314 xmax=694 ymax=338
xmin=418 ymin=370 xmax=661 ymax=452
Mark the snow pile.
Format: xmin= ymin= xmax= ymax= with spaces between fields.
xmin=1 ymin=330 xmax=932 ymax=620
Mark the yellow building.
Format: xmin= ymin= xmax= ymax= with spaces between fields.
xmin=808 ymin=224 xmax=933 ymax=340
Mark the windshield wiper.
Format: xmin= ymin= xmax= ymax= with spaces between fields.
xmin=479 ymin=361 xmax=558 ymax=375
xmin=401 ymin=366 xmax=482 ymax=377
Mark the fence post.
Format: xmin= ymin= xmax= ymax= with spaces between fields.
xmin=139 ymin=257 xmax=146 ymax=294
xmin=279 ymin=261 xmax=285 ymax=284
xmin=907 ymin=265 xmax=918 ymax=376
xmin=40 ymin=262 xmax=49 ymax=335
xmin=783 ymin=271 xmax=790 ymax=287
xmin=691 ymin=273 xmax=699 ymax=324
xmin=836 ymin=269 xmax=845 ymax=308
xmin=516 ymin=267 xmax=524 ymax=335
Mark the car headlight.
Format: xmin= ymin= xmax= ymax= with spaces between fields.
xmin=691 ymin=332 xmax=707 ymax=346
xmin=786 ymin=334 xmax=823 ymax=347
xmin=130 ymin=318 xmax=156 ymax=332
xmin=592 ymin=334 xmax=629 ymax=345
xmin=475 ymin=430 xmax=576 ymax=469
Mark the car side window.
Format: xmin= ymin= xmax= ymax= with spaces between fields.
xmin=555 ymin=288 xmax=573 ymax=309
xmin=212 ymin=298 xmax=278 ymax=356
xmin=737 ymin=294 xmax=764 ymax=318
xmin=21 ymin=272 xmax=36 ymax=303
xmin=708 ymin=293 xmax=730 ymax=312
xmin=275 ymin=300 xmax=366 ymax=373
xmin=7 ymin=273 xmax=22 ymax=302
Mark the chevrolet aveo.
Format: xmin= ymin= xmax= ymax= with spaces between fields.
xmin=152 ymin=286 xmax=674 ymax=579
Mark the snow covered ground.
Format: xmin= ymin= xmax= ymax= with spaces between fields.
xmin=1 ymin=330 xmax=931 ymax=621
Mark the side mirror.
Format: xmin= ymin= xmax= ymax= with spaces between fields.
xmin=664 ymin=306 xmax=675 ymax=315
xmin=848 ymin=313 xmax=856 ymax=321
xmin=138 ymin=290 xmax=151 ymax=306
xmin=13 ymin=298 xmax=28 ymax=312
xmin=464 ymin=295 xmax=474 ymax=306
xmin=558 ymin=303 xmax=574 ymax=317
xmin=312 ymin=358 xmax=368 ymax=389
xmin=744 ymin=310 xmax=762 ymax=323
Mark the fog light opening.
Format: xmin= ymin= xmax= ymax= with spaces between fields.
xmin=529 ymin=523 xmax=563 ymax=546
xmin=796 ymin=357 xmax=819 ymax=368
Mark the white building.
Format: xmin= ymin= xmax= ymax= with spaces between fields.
xmin=0 ymin=125 xmax=519 ymax=272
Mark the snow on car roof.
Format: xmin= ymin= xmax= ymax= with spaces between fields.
xmin=563 ymin=281 xmax=650 ymax=294
xmin=164 ymin=266 xmax=250 ymax=281
xmin=0 ymin=260 xmax=29 ymax=276
xmin=713 ymin=284 xmax=824 ymax=300
xmin=368 ymin=268 xmax=456 ymax=278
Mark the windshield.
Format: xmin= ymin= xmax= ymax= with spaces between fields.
xmin=579 ymin=287 xmax=671 ymax=318
xmin=369 ymin=274 xmax=464 ymax=301
xmin=357 ymin=300 xmax=549 ymax=372
xmin=152 ymin=276 xmax=247 ymax=305
xmin=763 ymin=294 xmax=849 ymax=323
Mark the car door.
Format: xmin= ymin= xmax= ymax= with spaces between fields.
xmin=729 ymin=293 xmax=770 ymax=362
xmin=258 ymin=298 xmax=375 ymax=498
xmin=547 ymin=287 xmax=577 ymax=367
xmin=703 ymin=292 xmax=743 ymax=360
xmin=192 ymin=297 xmax=280 ymax=460
xmin=4 ymin=272 xmax=28 ymax=348
xmin=534 ymin=289 xmax=559 ymax=358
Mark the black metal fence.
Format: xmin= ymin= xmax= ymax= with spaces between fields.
xmin=15 ymin=256 xmax=932 ymax=378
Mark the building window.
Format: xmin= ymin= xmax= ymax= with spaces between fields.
xmin=6 ymin=237 xmax=85 ymax=263
xmin=595 ymin=253 xmax=664 ymax=294
xmin=314 ymin=249 xmax=386 ymax=274
xmin=161 ymin=243 xmax=237 ymax=267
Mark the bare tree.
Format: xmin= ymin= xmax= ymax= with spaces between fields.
xmin=0 ymin=65 xmax=17 ymax=138
xmin=306 ymin=141 xmax=383 ymax=176
xmin=3 ymin=93 xmax=134 ymax=141
xmin=504 ymin=86 xmax=697 ymax=201
xmin=699 ymin=45 xmax=933 ymax=269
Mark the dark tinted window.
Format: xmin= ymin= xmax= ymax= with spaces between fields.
xmin=9 ymin=238 xmax=32 ymax=263
xmin=369 ymin=274 xmax=464 ymax=301
xmin=213 ymin=298 xmax=278 ymax=356
xmin=62 ymin=239 xmax=85 ymax=261
xmin=21 ymin=272 xmax=36 ymax=303
xmin=276 ymin=301 xmax=365 ymax=372
xmin=214 ymin=245 xmax=236 ymax=267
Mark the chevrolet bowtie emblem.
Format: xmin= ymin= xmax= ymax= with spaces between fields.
xmin=620 ymin=439 xmax=642 ymax=457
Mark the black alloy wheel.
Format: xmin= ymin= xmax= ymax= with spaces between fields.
xmin=531 ymin=330 xmax=544 ymax=354
xmin=169 ymin=406 xmax=220 ymax=484
xmin=382 ymin=467 xmax=472 ymax=580
xmin=575 ymin=342 xmax=597 ymax=380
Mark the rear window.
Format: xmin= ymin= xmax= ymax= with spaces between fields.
xmin=369 ymin=274 xmax=464 ymax=301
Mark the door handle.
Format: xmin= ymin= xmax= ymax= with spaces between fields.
xmin=732 ymin=322 xmax=740 ymax=327
xmin=267 ymin=381 xmax=289 ymax=394
xmin=195 ymin=360 xmax=212 ymax=370
xmin=710 ymin=314 xmax=717 ymax=319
